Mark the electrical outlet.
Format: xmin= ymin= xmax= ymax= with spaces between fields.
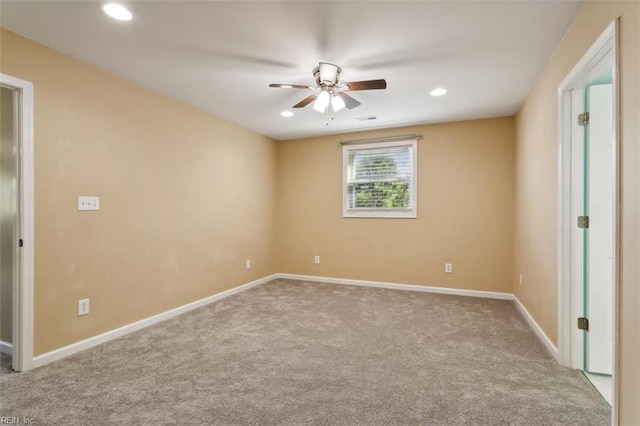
xmin=519 ymin=273 xmax=523 ymax=286
xmin=445 ymin=263 xmax=453 ymax=274
xmin=78 ymin=196 xmax=100 ymax=211
xmin=246 ymin=260 xmax=251 ymax=270
xmin=314 ymin=255 xmax=320 ymax=265
xmin=78 ymin=298 xmax=90 ymax=316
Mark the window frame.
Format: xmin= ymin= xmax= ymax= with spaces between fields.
xmin=342 ymin=139 xmax=418 ymax=218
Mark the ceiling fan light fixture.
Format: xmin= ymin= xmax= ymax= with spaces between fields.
xmin=281 ymin=110 xmax=294 ymax=117
xmin=313 ymin=90 xmax=331 ymax=113
xmin=331 ymin=94 xmax=346 ymax=112
xmin=102 ymin=2 xmax=133 ymax=21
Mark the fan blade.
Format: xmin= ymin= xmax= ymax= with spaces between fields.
xmin=293 ymin=94 xmax=318 ymax=108
xmin=337 ymin=92 xmax=361 ymax=109
xmin=343 ymin=79 xmax=387 ymax=91
xmin=269 ymin=84 xmax=315 ymax=89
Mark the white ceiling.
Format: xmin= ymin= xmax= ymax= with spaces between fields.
xmin=0 ymin=1 xmax=583 ymax=140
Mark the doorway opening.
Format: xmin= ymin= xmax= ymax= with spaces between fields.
xmin=0 ymin=73 xmax=34 ymax=373
xmin=557 ymin=19 xmax=619 ymax=422
xmin=0 ymin=85 xmax=18 ymax=372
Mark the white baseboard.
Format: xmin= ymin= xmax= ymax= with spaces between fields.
xmin=512 ymin=295 xmax=559 ymax=361
xmin=29 ymin=272 xmax=558 ymax=370
xmin=32 ymin=274 xmax=278 ymax=369
xmin=279 ymin=274 xmax=558 ymax=361
xmin=277 ymin=273 xmax=514 ymax=300
xmin=0 ymin=340 xmax=13 ymax=355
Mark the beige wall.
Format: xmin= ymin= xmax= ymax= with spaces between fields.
xmin=0 ymin=29 xmax=278 ymax=356
xmin=1 ymin=86 xmax=16 ymax=344
xmin=513 ymin=1 xmax=639 ymax=423
xmin=278 ymin=118 xmax=515 ymax=293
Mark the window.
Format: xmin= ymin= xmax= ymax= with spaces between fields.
xmin=343 ymin=139 xmax=417 ymax=218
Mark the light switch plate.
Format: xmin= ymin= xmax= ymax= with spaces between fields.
xmin=78 ymin=196 xmax=100 ymax=211
xmin=78 ymin=298 xmax=90 ymax=316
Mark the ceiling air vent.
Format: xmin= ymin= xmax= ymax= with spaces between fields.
xmin=356 ymin=115 xmax=378 ymax=122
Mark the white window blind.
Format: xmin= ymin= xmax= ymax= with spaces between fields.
xmin=343 ymin=139 xmax=417 ymax=218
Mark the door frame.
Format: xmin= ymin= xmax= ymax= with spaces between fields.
xmin=557 ymin=19 xmax=619 ymax=423
xmin=0 ymin=73 xmax=34 ymax=372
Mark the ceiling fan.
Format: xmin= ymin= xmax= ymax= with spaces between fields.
xmin=269 ymin=62 xmax=387 ymax=113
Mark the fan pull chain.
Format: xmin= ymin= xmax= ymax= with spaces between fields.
xmin=326 ymin=103 xmax=335 ymax=126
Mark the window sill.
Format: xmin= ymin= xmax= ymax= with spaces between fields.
xmin=343 ymin=212 xmax=417 ymax=219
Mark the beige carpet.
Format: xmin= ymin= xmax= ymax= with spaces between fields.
xmin=0 ymin=279 xmax=610 ymax=425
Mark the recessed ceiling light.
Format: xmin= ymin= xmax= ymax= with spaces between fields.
xmin=102 ymin=3 xmax=133 ymax=21
xmin=281 ymin=110 xmax=294 ymax=118
xmin=430 ymin=88 xmax=447 ymax=97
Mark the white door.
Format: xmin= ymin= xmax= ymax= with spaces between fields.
xmin=585 ymin=84 xmax=614 ymax=375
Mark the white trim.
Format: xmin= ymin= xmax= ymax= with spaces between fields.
xmin=1 ymin=73 xmax=34 ymax=373
xmin=32 ymin=274 xmax=277 ymax=369
xmin=558 ymin=21 xmax=617 ymax=90
xmin=513 ymin=296 xmax=559 ymax=362
xmin=0 ymin=340 xmax=13 ymax=356
xmin=611 ymin=20 xmax=620 ymax=426
xmin=277 ymin=273 xmax=513 ymax=300
xmin=557 ymin=86 xmax=573 ymax=368
xmin=557 ymin=19 xmax=619 ymax=425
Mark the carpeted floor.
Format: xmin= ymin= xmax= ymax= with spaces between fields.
xmin=0 ymin=279 xmax=610 ymax=425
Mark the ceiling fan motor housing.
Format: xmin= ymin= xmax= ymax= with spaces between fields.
xmin=314 ymin=62 xmax=342 ymax=86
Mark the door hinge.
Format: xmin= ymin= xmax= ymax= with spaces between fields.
xmin=578 ymin=317 xmax=589 ymax=331
xmin=578 ymin=112 xmax=590 ymax=126
xmin=578 ymin=215 xmax=589 ymax=229
xmin=19 ymin=239 xmax=23 ymax=248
